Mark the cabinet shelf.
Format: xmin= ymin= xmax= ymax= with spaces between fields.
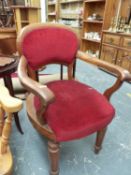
xmin=60 ymin=14 xmax=80 ymax=19
xmin=48 ymin=3 xmax=56 ymax=5
xmin=85 ymin=0 xmax=105 ymax=2
xmin=11 ymin=5 xmax=40 ymax=9
xmin=82 ymin=37 xmax=101 ymax=43
xmin=12 ymin=6 xmax=40 ymax=33
xmin=48 ymin=13 xmax=56 ymax=16
xmin=47 ymin=0 xmax=58 ymax=22
xmin=60 ymin=0 xmax=83 ymax=4
xmin=103 ymin=30 xmax=131 ymax=37
xmin=65 ymin=25 xmax=82 ymax=29
xmin=84 ymin=53 xmax=97 ymax=59
xmin=84 ymin=20 xmax=103 ymax=24
xmin=81 ymin=0 xmax=106 ymax=52
xmin=21 ymin=20 xmax=29 ymax=24
xmin=60 ymin=17 xmax=80 ymax=19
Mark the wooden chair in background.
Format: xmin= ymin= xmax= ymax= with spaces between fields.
xmin=17 ymin=23 xmax=131 ymax=175
xmin=0 ymin=84 xmax=22 ymax=175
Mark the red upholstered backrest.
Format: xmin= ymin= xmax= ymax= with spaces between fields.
xmin=20 ymin=25 xmax=79 ymax=70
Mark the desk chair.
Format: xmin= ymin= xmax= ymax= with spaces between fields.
xmin=17 ymin=23 xmax=130 ymax=175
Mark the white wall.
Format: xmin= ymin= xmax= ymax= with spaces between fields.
xmin=40 ymin=0 xmax=46 ymax=22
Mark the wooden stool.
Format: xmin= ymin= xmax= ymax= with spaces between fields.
xmin=0 ymin=56 xmax=23 ymax=134
xmin=0 ymin=84 xmax=23 ymax=175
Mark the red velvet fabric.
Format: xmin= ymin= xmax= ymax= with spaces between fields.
xmin=34 ymin=80 xmax=115 ymax=142
xmin=11 ymin=72 xmax=18 ymax=78
xmin=22 ymin=27 xmax=79 ymax=70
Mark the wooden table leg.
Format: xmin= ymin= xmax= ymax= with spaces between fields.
xmin=3 ymin=75 xmax=24 ymax=134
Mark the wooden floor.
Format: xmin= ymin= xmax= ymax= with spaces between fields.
xmin=10 ymin=60 xmax=131 ymax=175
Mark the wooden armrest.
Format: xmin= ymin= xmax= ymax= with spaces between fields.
xmin=77 ymin=51 xmax=131 ymax=100
xmin=18 ymin=56 xmax=55 ymax=104
xmin=0 ymin=84 xmax=22 ymax=113
xmin=77 ymin=51 xmax=131 ymax=81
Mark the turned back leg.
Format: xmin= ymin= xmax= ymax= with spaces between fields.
xmin=95 ymin=127 xmax=107 ymax=154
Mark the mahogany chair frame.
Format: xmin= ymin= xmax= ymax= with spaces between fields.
xmin=17 ymin=23 xmax=131 ymax=175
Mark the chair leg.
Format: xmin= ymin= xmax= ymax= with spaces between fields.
xmin=94 ymin=127 xmax=107 ymax=154
xmin=48 ymin=140 xmax=60 ymax=175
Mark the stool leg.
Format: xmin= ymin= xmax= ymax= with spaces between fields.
xmin=3 ymin=75 xmax=23 ymax=134
xmin=14 ymin=112 xmax=24 ymax=134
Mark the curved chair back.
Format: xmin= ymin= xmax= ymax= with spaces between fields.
xmin=17 ymin=23 xmax=80 ymax=70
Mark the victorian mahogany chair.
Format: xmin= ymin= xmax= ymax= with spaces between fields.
xmin=17 ymin=23 xmax=130 ymax=175
xmin=0 ymin=84 xmax=22 ymax=175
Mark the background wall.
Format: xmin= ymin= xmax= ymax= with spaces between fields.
xmin=40 ymin=0 xmax=46 ymax=22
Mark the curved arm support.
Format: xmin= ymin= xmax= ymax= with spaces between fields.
xmin=18 ymin=56 xmax=55 ymax=105
xmin=77 ymin=51 xmax=131 ymax=100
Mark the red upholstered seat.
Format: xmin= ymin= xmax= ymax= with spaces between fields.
xmin=34 ymin=80 xmax=115 ymax=142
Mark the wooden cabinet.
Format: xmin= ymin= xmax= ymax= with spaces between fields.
xmin=100 ymin=45 xmax=117 ymax=64
xmin=14 ymin=0 xmax=41 ymax=6
xmin=122 ymin=37 xmax=131 ymax=49
xmin=58 ymin=0 xmax=83 ymax=37
xmin=81 ymin=0 xmax=106 ymax=55
xmin=100 ymin=31 xmax=131 ymax=72
xmin=0 ymin=28 xmax=17 ymax=55
xmin=46 ymin=0 xmax=83 ymax=36
xmin=29 ymin=0 xmax=41 ymax=7
xmin=81 ymin=0 xmax=118 ymax=57
xmin=14 ymin=0 xmax=25 ymax=5
xmin=116 ymin=51 xmax=131 ymax=71
xmin=47 ymin=0 xmax=59 ymax=22
xmin=103 ymin=34 xmax=120 ymax=46
xmin=12 ymin=6 xmax=41 ymax=33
